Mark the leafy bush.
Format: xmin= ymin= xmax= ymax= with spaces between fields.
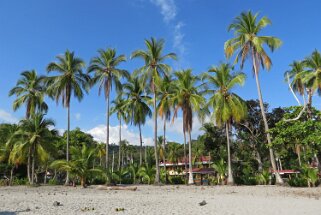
xmin=288 ymin=176 xmax=307 ymax=187
xmin=255 ymin=170 xmax=270 ymax=185
xmin=169 ymin=176 xmax=184 ymax=184
xmin=48 ymin=178 xmax=60 ymax=185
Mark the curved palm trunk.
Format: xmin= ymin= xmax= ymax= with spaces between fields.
xmin=163 ymin=119 xmax=167 ymax=183
xmin=188 ymin=129 xmax=194 ymax=185
xmin=9 ymin=166 xmax=14 ymax=186
xmin=139 ymin=123 xmax=143 ymax=166
xmin=118 ymin=117 xmax=122 ymax=170
xmin=252 ymin=52 xmax=283 ymax=184
xmin=153 ymin=84 xmax=160 ymax=184
xmin=106 ymin=95 xmax=110 ymax=169
xmin=65 ymin=106 xmax=70 ymax=185
xmin=226 ymin=123 xmax=234 ymax=185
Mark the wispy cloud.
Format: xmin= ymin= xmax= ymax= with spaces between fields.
xmin=150 ymin=0 xmax=177 ymax=23
xmin=75 ymin=113 xmax=81 ymax=121
xmin=0 ymin=109 xmax=18 ymax=124
xmin=150 ymin=0 xmax=188 ymax=68
xmin=86 ymin=124 xmax=153 ymax=146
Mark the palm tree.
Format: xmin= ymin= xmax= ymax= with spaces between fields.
xmin=47 ymin=50 xmax=89 ymax=184
xmin=110 ymin=96 xmax=129 ymax=170
xmin=172 ymin=69 xmax=206 ymax=184
xmin=123 ymin=76 xmax=152 ymax=166
xmin=88 ymin=48 xmax=128 ymax=170
xmin=204 ymin=63 xmax=247 ymax=184
xmin=51 ymin=144 xmax=102 ymax=188
xmin=0 ymin=124 xmax=19 ymax=185
xmin=131 ymin=38 xmax=176 ymax=183
xmin=9 ymin=70 xmax=48 ymax=118
xmin=137 ymin=164 xmax=156 ymax=184
xmin=224 ymin=11 xmax=283 ymax=184
xmin=167 ymin=142 xmax=182 ymax=165
xmin=12 ymin=113 xmax=57 ymax=185
xmin=303 ymin=50 xmax=321 ymax=112
xmin=285 ymin=61 xmax=306 ymax=105
xmin=157 ymin=75 xmax=173 ymax=178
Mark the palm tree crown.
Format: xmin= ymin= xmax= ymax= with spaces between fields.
xmin=9 ymin=70 xmax=48 ymax=118
xmin=205 ymin=63 xmax=247 ymax=126
xmin=47 ymin=50 xmax=89 ymax=107
xmin=225 ymin=11 xmax=282 ymax=72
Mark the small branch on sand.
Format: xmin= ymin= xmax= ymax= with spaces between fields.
xmin=96 ymin=185 xmax=137 ymax=191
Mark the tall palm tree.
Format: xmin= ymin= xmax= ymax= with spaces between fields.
xmin=157 ymin=75 xmax=174 ymax=177
xmin=88 ymin=48 xmax=128 ymax=170
xmin=204 ymin=63 xmax=247 ymax=184
xmin=224 ymin=11 xmax=283 ymax=184
xmin=123 ymin=76 xmax=152 ymax=166
xmin=131 ymin=38 xmax=176 ymax=183
xmin=303 ymin=50 xmax=321 ymax=111
xmin=46 ymin=50 xmax=89 ymax=184
xmin=9 ymin=70 xmax=48 ymax=118
xmin=110 ymin=96 xmax=129 ymax=170
xmin=12 ymin=113 xmax=57 ymax=185
xmin=172 ymin=69 xmax=206 ymax=184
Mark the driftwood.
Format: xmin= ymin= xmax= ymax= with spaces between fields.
xmin=96 ymin=185 xmax=137 ymax=191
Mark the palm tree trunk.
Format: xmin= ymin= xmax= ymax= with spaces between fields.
xmin=139 ymin=123 xmax=143 ymax=166
xmin=31 ymin=144 xmax=35 ymax=185
xmin=106 ymin=95 xmax=110 ymax=169
xmin=65 ymin=106 xmax=70 ymax=185
xmin=226 ymin=122 xmax=234 ymax=185
xmin=183 ymin=127 xmax=187 ymax=171
xmin=153 ymin=84 xmax=160 ymax=184
xmin=188 ymin=129 xmax=194 ymax=184
xmin=118 ymin=118 xmax=122 ymax=170
xmin=112 ymin=150 xmax=115 ymax=173
xmin=44 ymin=165 xmax=48 ymax=184
xmin=9 ymin=166 xmax=14 ymax=186
xmin=163 ymin=119 xmax=167 ymax=183
xmin=27 ymin=147 xmax=31 ymax=183
xmin=252 ymin=51 xmax=283 ymax=185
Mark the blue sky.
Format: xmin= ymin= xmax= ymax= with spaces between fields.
xmin=1 ymin=0 xmax=321 ymax=145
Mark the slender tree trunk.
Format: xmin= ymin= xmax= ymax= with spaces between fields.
xmin=81 ymin=177 xmax=86 ymax=188
xmin=9 ymin=166 xmax=14 ymax=186
xmin=145 ymin=146 xmax=147 ymax=165
xmin=112 ymin=150 xmax=115 ymax=173
xmin=188 ymin=129 xmax=194 ymax=184
xmin=27 ymin=148 xmax=31 ymax=183
xmin=256 ymin=151 xmax=263 ymax=172
xmin=31 ymin=144 xmax=35 ymax=185
xmin=163 ymin=119 xmax=167 ymax=183
xmin=106 ymin=96 xmax=110 ymax=169
xmin=153 ymin=83 xmax=160 ymax=184
xmin=118 ymin=118 xmax=122 ymax=170
xmin=183 ymin=128 xmax=187 ymax=171
xmin=226 ymin=123 xmax=234 ymax=185
xmin=252 ymin=51 xmax=283 ymax=185
xmin=307 ymin=88 xmax=313 ymax=119
xmin=44 ymin=166 xmax=48 ymax=184
xmin=139 ymin=123 xmax=143 ymax=166
xmin=65 ymin=106 xmax=70 ymax=185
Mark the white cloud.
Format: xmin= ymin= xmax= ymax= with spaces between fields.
xmin=0 ymin=109 xmax=18 ymax=124
xmin=147 ymin=115 xmax=210 ymax=141
xmin=86 ymin=124 xmax=153 ymax=146
xmin=173 ymin=22 xmax=186 ymax=54
xmin=75 ymin=113 xmax=81 ymax=121
xmin=150 ymin=0 xmax=177 ymax=23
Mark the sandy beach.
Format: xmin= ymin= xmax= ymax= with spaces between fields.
xmin=0 ymin=185 xmax=321 ymax=215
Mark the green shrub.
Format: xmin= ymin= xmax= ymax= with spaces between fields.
xmin=169 ymin=176 xmax=184 ymax=184
xmin=255 ymin=170 xmax=270 ymax=185
xmin=48 ymin=178 xmax=60 ymax=185
xmin=288 ymin=177 xmax=307 ymax=187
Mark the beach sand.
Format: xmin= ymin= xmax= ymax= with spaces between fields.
xmin=0 ymin=185 xmax=321 ymax=214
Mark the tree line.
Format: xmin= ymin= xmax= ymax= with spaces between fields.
xmin=1 ymin=11 xmax=321 ymax=187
